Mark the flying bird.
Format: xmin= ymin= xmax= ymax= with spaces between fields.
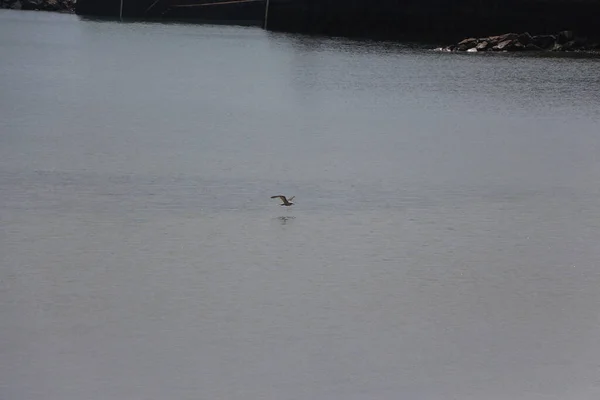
xmin=271 ymin=195 xmax=295 ymax=206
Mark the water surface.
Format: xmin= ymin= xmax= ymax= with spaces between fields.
xmin=2 ymin=9 xmax=600 ymax=400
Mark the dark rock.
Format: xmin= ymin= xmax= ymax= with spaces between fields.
xmin=20 ymin=0 xmax=41 ymax=9
xmin=586 ymin=43 xmax=600 ymax=50
xmin=531 ymin=35 xmax=556 ymax=49
xmin=44 ymin=0 xmax=59 ymax=11
xmin=524 ymin=43 xmax=543 ymax=51
xmin=512 ymin=42 xmax=525 ymax=51
xmin=0 ymin=0 xmax=21 ymax=10
xmin=457 ymin=37 xmax=478 ymax=51
xmin=573 ymin=36 xmax=588 ymax=48
xmin=517 ymin=32 xmax=532 ymax=45
xmin=2 ymin=0 xmax=74 ymax=12
xmin=46 ymin=0 xmax=72 ymax=11
xmin=485 ymin=36 xmax=497 ymax=46
xmin=485 ymin=38 xmax=499 ymax=48
xmin=557 ymin=30 xmax=574 ymax=44
xmin=0 ymin=0 xmax=17 ymax=8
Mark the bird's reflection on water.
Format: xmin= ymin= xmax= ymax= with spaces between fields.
xmin=274 ymin=216 xmax=295 ymax=225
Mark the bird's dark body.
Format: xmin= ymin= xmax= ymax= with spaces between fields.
xmin=271 ymin=195 xmax=294 ymax=206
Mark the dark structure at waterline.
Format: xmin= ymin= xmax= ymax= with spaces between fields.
xmin=271 ymin=0 xmax=600 ymax=40
xmin=75 ymin=0 xmax=600 ymax=40
xmin=75 ymin=0 xmax=265 ymax=23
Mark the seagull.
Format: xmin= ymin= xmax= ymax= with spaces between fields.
xmin=271 ymin=195 xmax=295 ymax=206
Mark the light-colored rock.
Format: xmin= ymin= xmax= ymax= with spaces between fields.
xmin=494 ymin=39 xmax=514 ymax=51
xmin=475 ymin=41 xmax=489 ymax=50
xmin=489 ymin=33 xmax=518 ymax=43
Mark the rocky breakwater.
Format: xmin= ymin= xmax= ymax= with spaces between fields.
xmin=438 ymin=31 xmax=600 ymax=53
xmin=0 ymin=0 xmax=75 ymax=13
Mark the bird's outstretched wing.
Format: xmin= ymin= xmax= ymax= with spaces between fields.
xmin=287 ymin=196 xmax=295 ymax=202
xmin=271 ymin=195 xmax=293 ymax=205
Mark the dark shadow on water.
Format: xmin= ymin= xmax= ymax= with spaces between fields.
xmin=274 ymin=216 xmax=295 ymax=226
xmin=440 ymin=49 xmax=600 ymax=60
xmin=77 ymin=15 xmax=261 ymax=28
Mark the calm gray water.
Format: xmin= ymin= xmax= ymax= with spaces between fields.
xmin=2 ymin=9 xmax=600 ymax=400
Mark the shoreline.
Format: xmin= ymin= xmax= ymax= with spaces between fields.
xmin=3 ymin=5 xmax=599 ymax=55
xmin=437 ymin=31 xmax=600 ymax=54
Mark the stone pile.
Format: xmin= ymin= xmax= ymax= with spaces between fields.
xmin=438 ymin=31 xmax=600 ymax=52
xmin=1 ymin=0 xmax=75 ymax=13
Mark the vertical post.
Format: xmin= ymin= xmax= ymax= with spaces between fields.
xmin=263 ymin=0 xmax=270 ymax=30
xmin=119 ymin=0 xmax=124 ymax=20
